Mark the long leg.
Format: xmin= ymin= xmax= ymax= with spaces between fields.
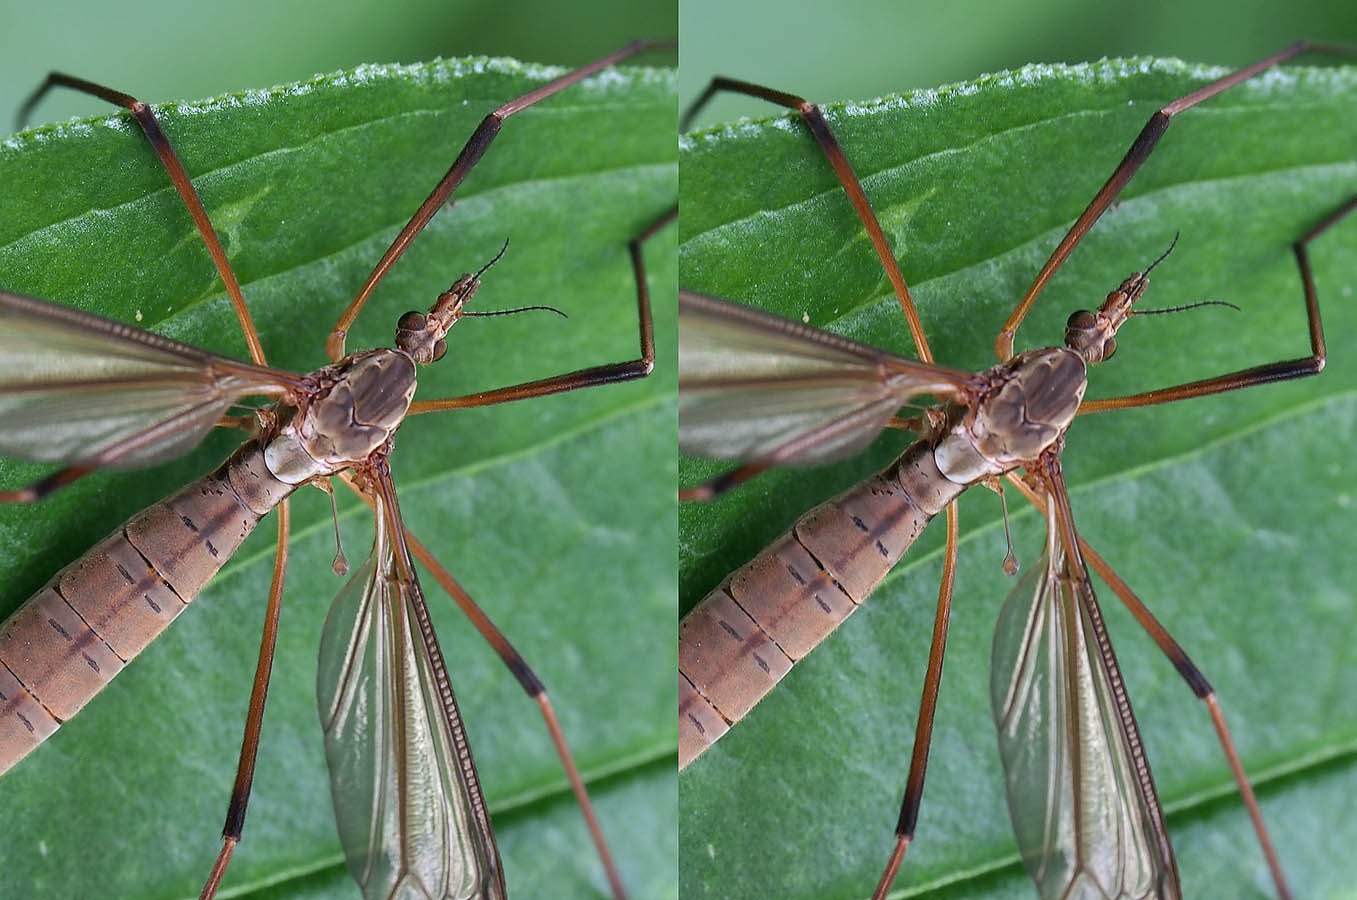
xmin=408 ymin=205 xmax=673 ymax=413
xmin=0 ymin=466 xmax=93 ymax=503
xmin=326 ymin=40 xmax=673 ymax=362
xmin=678 ymin=461 xmax=769 ymax=502
xmin=682 ymin=77 xmax=936 ymax=363
xmin=1006 ymin=473 xmax=1292 ymax=898
xmin=19 ymin=75 xmax=268 ymax=366
xmin=1079 ymin=194 xmax=1356 ymax=412
xmin=677 ymin=75 xmax=940 ymax=502
xmin=1079 ymin=537 xmax=1290 ymax=898
xmin=201 ymin=500 xmax=291 ymax=899
xmin=996 ymin=41 xmax=1356 ymax=362
xmin=335 ymin=473 xmax=630 ymax=900
xmin=872 ymin=501 xmax=959 ymax=900
xmin=403 ymin=527 xmax=629 ymax=900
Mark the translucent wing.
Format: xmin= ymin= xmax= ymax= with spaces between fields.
xmin=0 ymin=290 xmax=293 ymax=468
xmin=317 ymin=485 xmax=505 ymax=900
xmin=679 ymin=291 xmax=974 ymax=466
xmin=990 ymin=489 xmax=1179 ymax=900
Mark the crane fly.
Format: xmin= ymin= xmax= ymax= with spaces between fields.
xmin=678 ymin=43 xmax=1356 ymax=899
xmin=0 ymin=43 xmax=676 ymax=899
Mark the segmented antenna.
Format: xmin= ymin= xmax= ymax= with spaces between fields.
xmin=1136 ymin=299 xmax=1241 ymax=316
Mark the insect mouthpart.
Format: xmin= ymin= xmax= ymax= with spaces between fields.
xmin=1067 ymin=233 xmax=1184 ymax=365
xmin=394 ymin=239 xmax=513 ymax=364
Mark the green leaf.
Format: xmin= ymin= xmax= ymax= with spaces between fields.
xmin=679 ymin=58 xmax=1357 ymax=899
xmin=0 ymin=56 xmax=676 ymax=898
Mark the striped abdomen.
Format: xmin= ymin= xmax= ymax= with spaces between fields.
xmin=678 ymin=440 xmax=964 ymax=768
xmin=0 ymin=442 xmax=294 ymax=773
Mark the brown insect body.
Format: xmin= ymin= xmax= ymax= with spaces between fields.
xmin=0 ymin=338 xmax=417 ymax=773
xmin=0 ymin=440 xmax=284 ymax=763
xmin=679 ymin=327 xmax=1089 ymax=767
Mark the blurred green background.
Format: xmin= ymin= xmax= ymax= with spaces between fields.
xmin=680 ymin=0 xmax=1357 ymax=124
xmin=1 ymin=0 xmax=675 ymax=128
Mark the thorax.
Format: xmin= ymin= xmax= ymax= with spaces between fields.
xmin=263 ymin=348 xmax=418 ymax=484
xmin=934 ymin=347 xmax=1086 ymax=484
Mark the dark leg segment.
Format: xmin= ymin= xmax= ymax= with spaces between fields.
xmin=683 ymin=77 xmax=935 ymax=363
xmin=408 ymin=205 xmax=673 ymax=413
xmin=1005 ymin=472 xmax=1292 ymax=899
xmin=401 ymin=526 xmax=629 ymax=900
xmin=201 ymin=499 xmax=291 ymax=899
xmin=0 ymin=466 xmax=94 ymax=503
xmin=997 ymin=41 xmax=1355 ymax=363
xmin=678 ymin=461 xmax=770 ymax=502
xmin=1076 ymin=536 xmax=1290 ymax=899
xmin=335 ymin=472 xmax=630 ymax=900
xmin=327 ymin=40 xmax=673 ymax=362
xmin=871 ymin=501 xmax=959 ymax=900
xmin=1080 ymin=195 xmax=1356 ymax=413
xmin=19 ymin=74 xmax=268 ymax=366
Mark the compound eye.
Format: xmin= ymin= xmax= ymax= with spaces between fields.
xmin=398 ymin=310 xmax=426 ymax=331
xmin=1102 ymin=338 xmax=1117 ymax=361
xmin=431 ymin=339 xmax=448 ymax=362
xmin=1066 ymin=309 xmax=1095 ymax=330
